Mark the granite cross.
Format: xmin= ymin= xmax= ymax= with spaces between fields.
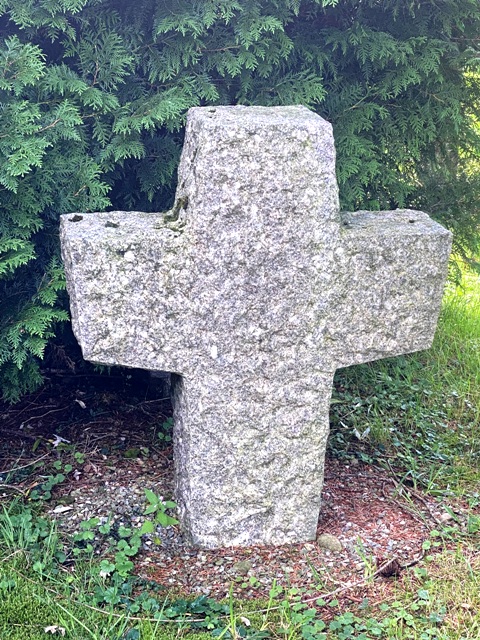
xmin=60 ymin=106 xmax=452 ymax=549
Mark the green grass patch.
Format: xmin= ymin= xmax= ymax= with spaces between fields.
xmin=384 ymin=546 xmax=480 ymax=639
xmin=0 ymin=552 xmax=217 ymax=640
xmin=2 ymin=545 xmax=480 ymax=639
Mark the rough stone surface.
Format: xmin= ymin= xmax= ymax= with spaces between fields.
xmin=60 ymin=105 xmax=452 ymax=549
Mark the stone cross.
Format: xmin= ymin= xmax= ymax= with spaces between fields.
xmin=60 ymin=106 xmax=452 ymax=549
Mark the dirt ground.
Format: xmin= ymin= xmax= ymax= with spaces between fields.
xmin=0 ymin=367 xmax=459 ymax=605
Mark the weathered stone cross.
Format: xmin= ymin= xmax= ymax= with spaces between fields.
xmin=60 ymin=106 xmax=451 ymax=549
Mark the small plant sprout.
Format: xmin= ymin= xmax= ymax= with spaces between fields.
xmin=139 ymin=490 xmax=179 ymax=541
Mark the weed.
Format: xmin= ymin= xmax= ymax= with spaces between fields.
xmin=0 ymin=500 xmax=66 ymax=568
xmin=140 ymin=489 xmax=178 ymax=540
xmin=28 ymin=453 xmax=85 ymax=502
xmin=157 ymin=417 xmax=174 ymax=445
xmin=353 ymin=538 xmax=378 ymax=580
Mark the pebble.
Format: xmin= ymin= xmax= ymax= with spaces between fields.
xmin=440 ymin=512 xmax=454 ymax=523
xmin=44 ymin=447 xmax=432 ymax=603
xmin=317 ymin=533 xmax=343 ymax=553
xmin=233 ymin=560 xmax=252 ymax=576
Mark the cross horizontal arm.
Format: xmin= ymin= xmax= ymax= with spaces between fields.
xmin=60 ymin=211 xmax=190 ymax=374
xmin=328 ymin=209 xmax=452 ymax=369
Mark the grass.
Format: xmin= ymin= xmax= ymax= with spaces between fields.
xmin=431 ymin=271 xmax=480 ymax=416
xmin=1 ymin=541 xmax=479 ymax=639
xmin=372 ymin=545 xmax=480 ymax=640
xmin=0 ymin=550 xmax=214 ymax=640
xmin=0 ymin=265 xmax=478 ymax=639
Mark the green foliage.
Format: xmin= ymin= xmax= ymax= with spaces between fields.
xmin=157 ymin=417 xmax=174 ymax=445
xmin=0 ymin=501 xmax=66 ymax=568
xmin=1 ymin=0 xmax=479 ymax=401
xmin=69 ymin=491 xmax=178 ymax=585
xmin=28 ymin=456 xmax=73 ymax=502
xmin=141 ymin=489 xmax=178 ymax=536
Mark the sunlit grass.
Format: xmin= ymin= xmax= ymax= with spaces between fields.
xmin=388 ymin=546 xmax=480 ymax=640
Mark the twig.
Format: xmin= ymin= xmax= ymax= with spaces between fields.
xmin=0 ymin=429 xmax=39 ymax=440
xmin=291 ymin=556 xmax=405 ymax=607
xmin=381 ymin=481 xmax=429 ymax=526
xmin=200 ymin=45 xmax=242 ymax=53
xmin=37 ymin=118 xmax=61 ymax=133
xmin=384 ymin=462 xmax=443 ymax=526
xmin=0 ymin=484 xmax=27 ymax=496
xmin=0 ymin=453 xmax=50 ymax=476
xmin=398 ymin=485 xmax=443 ymax=526
xmin=20 ymin=407 xmax=67 ymax=427
xmin=0 ymin=549 xmax=25 ymax=564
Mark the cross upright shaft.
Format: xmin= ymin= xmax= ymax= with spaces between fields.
xmin=60 ymin=106 xmax=451 ymax=548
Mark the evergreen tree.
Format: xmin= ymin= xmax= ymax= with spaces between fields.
xmin=1 ymin=0 xmax=479 ymax=401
